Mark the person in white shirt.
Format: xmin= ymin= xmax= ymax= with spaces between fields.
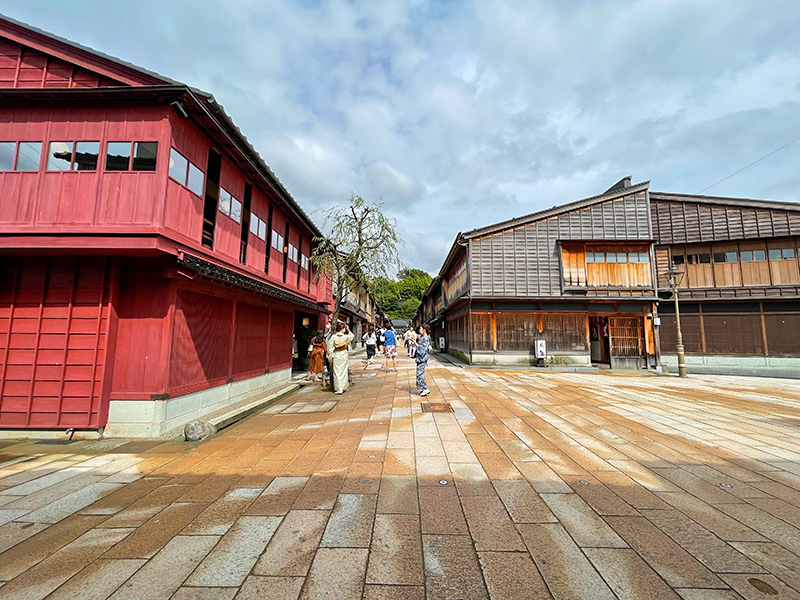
xmin=363 ymin=326 xmax=377 ymax=364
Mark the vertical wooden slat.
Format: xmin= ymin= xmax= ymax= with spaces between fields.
xmin=86 ymin=259 xmax=108 ymax=428
xmin=25 ymin=259 xmax=50 ymax=427
xmin=264 ymin=308 xmax=273 ymax=372
xmin=53 ymin=259 xmax=79 ymax=427
xmin=13 ymin=47 xmax=22 ymax=87
xmin=699 ymin=306 xmax=707 ymax=355
xmin=0 ymin=260 xmax=20 ymax=408
xmin=228 ymin=300 xmax=237 ymax=380
xmin=97 ymin=258 xmax=120 ymax=428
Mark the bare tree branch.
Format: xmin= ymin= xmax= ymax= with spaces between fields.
xmin=310 ymin=193 xmax=403 ymax=326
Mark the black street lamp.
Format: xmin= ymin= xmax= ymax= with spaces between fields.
xmin=665 ymin=264 xmax=687 ymax=378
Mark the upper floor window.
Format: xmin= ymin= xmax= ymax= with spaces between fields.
xmin=687 ymin=253 xmax=711 ymax=264
xmin=17 ymin=142 xmax=42 ymax=171
xmin=301 ymin=254 xmax=310 ymax=270
xmin=713 ymin=251 xmax=738 ymax=263
xmin=271 ymin=230 xmax=284 ymax=252
xmin=218 ymin=188 xmax=242 ymax=223
xmin=249 ymin=215 xmax=267 ymax=240
xmin=288 ymin=244 xmax=298 ymax=262
xmin=769 ymin=248 xmax=796 ymax=260
xmin=169 ymin=148 xmax=205 ymax=197
xmin=0 ymin=141 xmax=43 ymax=171
xmin=741 ymin=250 xmax=767 ymax=262
xmin=46 ymin=141 xmax=100 ymax=171
xmin=105 ymin=141 xmax=158 ymax=171
xmin=586 ymin=252 xmax=604 ymax=263
xmin=587 ymin=251 xmax=648 ymax=264
xmin=0 ymin=142 xmax=15 ymax=170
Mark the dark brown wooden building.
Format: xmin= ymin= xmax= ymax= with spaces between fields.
xmin=651 ymin=192 xmax=800 ymax=375
xmin=418 ymin=179 xmax=800 ymax=375
xmin=417 ymin=178 xmax=660 ymax=369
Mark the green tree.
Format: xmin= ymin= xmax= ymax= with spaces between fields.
xmin=311 ymin=194 xmax=402 ymax=327
xmin=372 ymin=267 xmax=432 ymax=319
xmin=399 ymin=297 xmax=421 ymax=319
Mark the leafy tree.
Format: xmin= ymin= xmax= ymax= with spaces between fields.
xmin=311 ymin=194 xmax=402 ymax=327
xmin=372 ymin=267 xmax=432 ymax=319
xmin=399 ymin=297 xmax=421 ymax=319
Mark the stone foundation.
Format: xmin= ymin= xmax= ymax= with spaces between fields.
xmin=104 ymin=368 xmax=291 ymax=438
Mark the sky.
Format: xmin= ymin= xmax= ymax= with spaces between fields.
xmin=4 ymin=1 xmax=800 ymax=274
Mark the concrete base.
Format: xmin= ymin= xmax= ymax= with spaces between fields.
xmin=661 ymin=354 xmax=800 ymax=379
xmin=104 ymin=369 xmax=292 ymax=438
xmin=470 ymin=352 xmax=591 ymax=367
xmin=0 ymin=429 xmax=103 ymax=440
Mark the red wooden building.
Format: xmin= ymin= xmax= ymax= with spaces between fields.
xmin=0 ymin=16 xmax=332 ymax=436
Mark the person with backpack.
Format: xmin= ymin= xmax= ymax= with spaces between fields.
xmin=362 ymin=326 xmax=377 ymax=364
xmin=377 ymin=325 xmax=385 ymax=354
xmin=416 ymin=323 xmax=431 ymax=396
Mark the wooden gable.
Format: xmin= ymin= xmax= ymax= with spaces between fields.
xmin=0 ymin=16 xmax=171 ymax=89
xmin=469 ymin=187 xmax=652 ymax=298
xmin=0 ymin=37 xmax=127 ymax=88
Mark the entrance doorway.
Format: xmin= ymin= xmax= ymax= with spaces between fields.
xmin=590 ymin=315 xmax=645 ymax=368
xmin=293 ymin=311 xmax=317 ymax=371
xmin=608 ymin=317 xmax=644 ymax=369
xmin=590 ymin=316 xmax=611 ymax=365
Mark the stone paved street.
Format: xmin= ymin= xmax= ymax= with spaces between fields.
xmin=1 ymin=355 xmax=800 ymax=599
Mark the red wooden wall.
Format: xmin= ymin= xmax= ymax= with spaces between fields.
xmin=0 ymin=257 xmax=111 ymax=428
xmin=0 ymin=105 xmax=169 ymax=229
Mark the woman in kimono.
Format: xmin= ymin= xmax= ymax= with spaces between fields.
xmin=305 ymin=330 xmax=326 ymax=382
xmin=415 ymin=323 xmax=431 ymax=397
xmin=327 ymin=322 xmax=354 ymax=394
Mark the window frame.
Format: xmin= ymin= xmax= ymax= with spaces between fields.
xmin=14 ymin=141 xmax=43 ymax=172
xmin=169 ymin=147 xmax=205 ymax=198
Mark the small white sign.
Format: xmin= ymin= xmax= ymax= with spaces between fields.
xmin=535 ymin=339 xmax=547 ymax=359
xmin=438 ymin=337 xmax=446 ymax=350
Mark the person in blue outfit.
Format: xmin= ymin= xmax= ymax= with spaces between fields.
xmin=415 ymin=323 xmax=431 ymax=396
xmin=383 ymin=322 xmax=398 ymax=372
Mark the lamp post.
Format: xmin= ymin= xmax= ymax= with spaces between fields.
xmin=665 ymin=265 xmax=687 ymax=378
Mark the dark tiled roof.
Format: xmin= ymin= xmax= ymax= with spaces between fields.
xmin=177 ymin=253 xmax=329 ymax=314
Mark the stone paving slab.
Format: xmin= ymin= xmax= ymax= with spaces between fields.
xmin=0 ymin=356 xmax=799 ymax=597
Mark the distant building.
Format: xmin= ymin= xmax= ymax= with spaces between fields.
xmin=390 ymin=318 xmax=410 ymax=330
xmin=416 ymin=178 xmax=800 ymax=375
xmin=0 ymin=16 xmax=332 ymax=436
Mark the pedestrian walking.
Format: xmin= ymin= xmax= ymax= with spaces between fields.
xmin=377 ymin=325 xmax=385 ymax=354
xmin=383 ymin=322 xmax=398 ymax=372
xmin=305 ymin=330 xmax=326 ymax=382
xmin=404 ymin=327 xmax=418 ymax=357
xmin=362 ymin=326 xmax=377 ymax=364
xmin=416 ymin=323 xmax=431 ymax=396
xmin=322 ymin=320 xmax=333 ymax=383
xmin=327 ymin=322 xmax=354 ymax=394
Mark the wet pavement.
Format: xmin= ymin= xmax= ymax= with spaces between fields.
xmin=1 ymin=355 xmax=800 ymax=599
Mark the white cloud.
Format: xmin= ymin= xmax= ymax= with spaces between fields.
xmin=5 ymin=0 xmax=800 ymax=274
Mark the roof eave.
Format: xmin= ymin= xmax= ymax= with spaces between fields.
xmin=650 ymin=191 xmax=800 ymax=212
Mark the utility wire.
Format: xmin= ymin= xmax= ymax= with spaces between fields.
xmin=697 ymin=132 xmax=800 ymax=194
